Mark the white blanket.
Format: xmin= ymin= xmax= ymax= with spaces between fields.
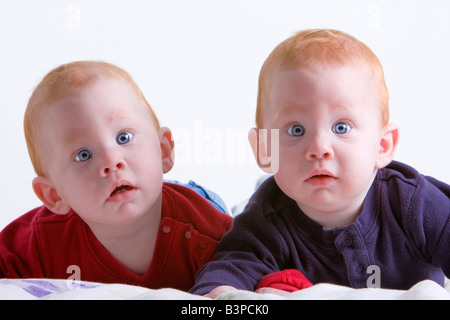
xmin=1 ymin=278 xmax=450 ymax=300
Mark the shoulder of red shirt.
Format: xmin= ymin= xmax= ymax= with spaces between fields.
xmin=162 ymin=182 xmax=232 ymax=241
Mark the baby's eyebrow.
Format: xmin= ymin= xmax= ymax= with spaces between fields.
xmin=63 ymin=132 xmax=84 ymax=147
xmin=107 ymin=112 xmax=132 ymax=123
xmin=276 ymin=102 xmax=353 ymax=116
xmin=333 ymin=103 xmax=354 ymax=111
xmin=272 ymin=105 xmax=306 ymax=122
xmin=272 ymin=102 xmax=355 ymax=125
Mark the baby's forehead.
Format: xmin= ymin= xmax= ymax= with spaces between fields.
xmin=46 ymin=76 xmax=144 ymax=111
xmin=63 ymin=74 xmax=137 ymax=99
xmin=270 ymin=64 xmax=377 ymax=102
xmin=38 ymin=83 xmax=156 ymax=143
xmin=263 ymin=64 xmax=381 ymax=124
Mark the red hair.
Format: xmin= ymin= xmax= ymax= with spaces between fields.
xmin=256 ymin=29 xmax=389 ymax=128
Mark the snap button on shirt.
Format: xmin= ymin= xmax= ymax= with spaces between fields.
xmin=355 ymin=265 xmax=364 ymax=274
xmin=333 ymin=225 xmax=372 ymax=287
xmin=343 ymin=237 xmax=353 ymax=247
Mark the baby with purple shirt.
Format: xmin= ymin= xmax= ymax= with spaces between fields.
xmin=190 ymin=29 xmax=450 ymax=298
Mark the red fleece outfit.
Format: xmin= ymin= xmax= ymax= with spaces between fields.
xmin=0 ymin=183 xmax=232 ymax=291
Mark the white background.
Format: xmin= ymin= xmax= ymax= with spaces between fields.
xmin=1 ymin=0 xmax=449 ymax=230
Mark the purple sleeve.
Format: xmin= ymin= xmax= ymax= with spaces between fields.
xmin=411 ymin=176 xmax=450 ymax=275
xmin=189 ymin=200 xmax=286 ymax=295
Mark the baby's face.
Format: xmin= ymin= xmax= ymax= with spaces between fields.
xmin=38 ymin=77 xmax=168 ymax=229
xmin=264 ymin=65 xmax=385 ymax=226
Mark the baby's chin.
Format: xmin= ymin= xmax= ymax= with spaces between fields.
xmin=295 ymin=195 xmax=365 ymax=228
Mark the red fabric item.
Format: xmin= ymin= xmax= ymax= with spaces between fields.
xmin=256 ymin=269 xmax=313 ymax=292
xmin=0 ymin=183 xmax=232 ymax=291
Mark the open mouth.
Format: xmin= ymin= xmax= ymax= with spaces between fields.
xmin=110 ymin=185 xmax=134 ymax=197
xmin=107 ymin=182 xmax=137 ymax=203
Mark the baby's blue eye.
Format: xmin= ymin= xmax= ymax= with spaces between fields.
xmin=117 ymin=132 xmax=133 ymax=145
xmin=75 ymin=149 xmax=92 ymax=162
xmin=333 ymin=122 xmax=351 ymax=134
xmin=287 ymin=124 xmax=305 ymax=137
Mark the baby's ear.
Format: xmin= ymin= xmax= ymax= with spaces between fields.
xmin=32 ymin=177 xmax=71 ymax=215
xmin=248 ymin=128 xmax=279 ymax=175
xmin=376 ymin=123 xmax=399 ymax=169
xmin=159 ymin=126 xmax=175 ymax=174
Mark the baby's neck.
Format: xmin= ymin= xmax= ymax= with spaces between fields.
xmin=107 ymin=219 xmax=161 ymax=275
xmin=89 ymin=204 xmax=162 ymax=276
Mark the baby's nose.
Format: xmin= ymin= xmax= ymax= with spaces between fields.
xmin=100 ymin=157 xmax=126 ymax=177
xmin=306 ymin=149 xmax=333 ymax=160
xmin=305 ymin=134 xmax=334 ymax=161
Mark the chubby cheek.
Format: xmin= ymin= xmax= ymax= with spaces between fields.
xmin=139 ymin=165 xmax=164 ymax=191
xmin=133 ymin=142 xmax=162 ymax=170
xmin=129 ymin=149 xmax=164 ymax=188
xmin=64 ymin=174 xmax=100 ymax=205
xmin=337 ymin=152 xmax=377 ymax=194
xmin=277 ymin=147 xmax=301 ymax=171
xmin=273 ymin=162 xmax=302 ymax=200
